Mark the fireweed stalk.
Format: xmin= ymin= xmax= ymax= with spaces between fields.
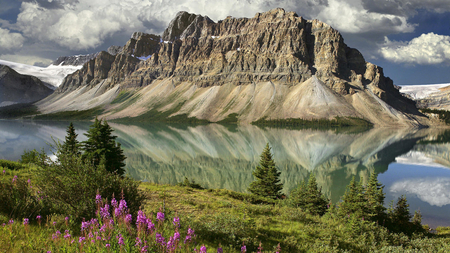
xmin=4 ymin=193 xmax=273 ymax=252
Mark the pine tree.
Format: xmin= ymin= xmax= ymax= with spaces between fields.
xmin=364 ymin=172 xmax=386 ymax=222
xmin=289 ymin=180 xmax=308 ymax=208
xmin=248 ymin=143 xmax=283 ymax=199
xmin=338 ymin=176 xmax=366 ymax=218
xmin=60 ymin=122 xmax=80 ymax=155
xmin=290 ymin=174 xmax=328 ymax=215
xmin=83 ymin=118 xmax=126 ymax=176
xmin=304 ymin=174 xmax=329 ymax=215
xmin=392 ymin=195 xmax=411 ymax=225
xmin=412 ymin=209 xmax=422 ymax=225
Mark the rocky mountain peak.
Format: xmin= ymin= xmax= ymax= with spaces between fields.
xmin=162 ymin=11 xmax=213 ymax=41
xmin=46 ymin=9 xmax=424 ymax=127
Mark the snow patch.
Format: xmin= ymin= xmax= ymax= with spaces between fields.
xmin=0 ymin=59 xmax=82 ymax=89
xmin=399 ymin=83 xmax=450 ymax=99
xmin=237 ymin=47 xmax=241 ymax=51
xmin=137 ymin=55 xmax=152 ymax=61
xmin=211 ymin=36 xmax=219 ymax=39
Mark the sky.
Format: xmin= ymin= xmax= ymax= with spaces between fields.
xmin=0 ymin=0 xmax=449 ymax=85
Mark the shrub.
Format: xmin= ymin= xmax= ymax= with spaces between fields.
xmin=0 ymin=160 xmax=24 ymax=170
xmin=19 ymin=149 xmax=48 ymax=167
xmin=0 ymin=176 xmax=50 ymax=219
xmin=35 ymin=148 xmax=144 ymax=224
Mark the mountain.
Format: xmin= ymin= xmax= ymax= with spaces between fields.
xmin=51 ymin=46 xmax=124 ymax=66
xmin=0 ymin=65 xmax=53 ymax=107
xmin=0 ymin=59 xmax=82 ymax=88
xmin=399 ymin=83 xmax=450 ymax=110
xmin=35 ymin=9 xmax=431 ymax=127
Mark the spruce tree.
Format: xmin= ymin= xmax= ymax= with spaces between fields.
xmin=304 ymin=174 xmax=328 ymax=216
xmin=61 ymin=122 xmax=80 ymax=155
xmin=365 ymin=172 xmax=386 ymax=222
xmin=248 ymin=143 xmax=283 ymax=199
xmin=290 ymin=174 xmax=328 ymax=215
xmin=338 ymin=176 xmax=366 ymax=218
xmin=392 ymin=195 xmax=411 ymax=225
xmin=83 ymin=118 xmax=126 ymax=176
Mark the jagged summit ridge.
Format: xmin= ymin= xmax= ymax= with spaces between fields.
xmin=38 ymin=9 xmax=427 ymax=127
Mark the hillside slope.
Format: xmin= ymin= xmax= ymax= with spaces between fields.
xmin=0 ymin=65 xmax=53 ymax=107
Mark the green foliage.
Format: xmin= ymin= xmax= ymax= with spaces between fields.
xmin=111 ymin=90 xmax=134 ymax=104
xmin=224 ymin=190 xmax=277 ymax=205
xmin=60 ymin=122 xmax=80 ymax=155
xmin=217 ymin=113 xmax=239 ymax=124
xmin=365 ymin=172 xmax=386 ymax=223
xmin=421 ymin=108 xmax=450 ymax=124
xmin=338 ymin=176 xmax=366 ymax=218
xmin=252 ymin=116 xmax=373 ymax=128
xmin=0 ymin=160 xmax=24 ymax=170
xmin=247 ymin=143 xmax=283 ymax=199
xmin=177 ymin=177 xmax=205 ymax=189
xmin=288 ymin=174 xmax=329 ymax=215
xmin=19 ymin=148 xmax=48 ymax=167
xmin=0 ymin=103 xmax=38 ymax=119
xmin=36 ymin=148 xmax=143 ymax=224
xmin=82 ymin=118 xmax=126 ymax=176
xmin=0 ymin=176 xmax=50 ymax=219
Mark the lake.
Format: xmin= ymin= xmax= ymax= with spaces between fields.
xmin=1 ymin=119 xmax=450 ymax=228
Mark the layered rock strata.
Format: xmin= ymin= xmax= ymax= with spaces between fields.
xmin=38 ymin=8 xmax=426 ymax=127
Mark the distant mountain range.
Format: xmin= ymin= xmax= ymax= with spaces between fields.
xmin=0 ymin=8 xmax=448 ymax=126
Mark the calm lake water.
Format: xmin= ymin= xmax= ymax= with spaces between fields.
xmin=1 ymin=120 xmax=450 ymax=228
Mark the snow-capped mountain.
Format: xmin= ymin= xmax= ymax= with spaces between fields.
xmin=399 ymin=83 xmax=450 ymax=100
xmin=0 ymin=59 xmax=82 ymax=89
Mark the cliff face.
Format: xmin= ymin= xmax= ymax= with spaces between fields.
xmin=40 ymin=9 xmax=425 ymax=126
xmin=0 ymin=65 xmax=53 ymax=106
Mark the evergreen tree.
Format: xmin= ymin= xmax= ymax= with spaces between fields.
xmin=391 ymin=195 xmax=411 ymax=225
xmin=412 ymin=209 xmax=422 ymax=225
xmin=83 ymin=118 xmax=126 ymax=176
xmin=290 ymin=174 xmax=328 ymax=215
xmin=289 ymin=180 xmax=308 ymax=208
xmin=60 ymin=122 xmax=80 ymax=155
xmin=364 ymin=172 xmax=386 ymax=223
xmin=338 ymin=176 xmax=366 ymax=218
xmin=248 ymin=143 xmax=283 ymax=199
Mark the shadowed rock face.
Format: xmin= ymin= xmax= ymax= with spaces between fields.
xmin=0 ymin=65 xmax=53 ymax=106
xmin=39 ymin=8 xmax=424 ymax=126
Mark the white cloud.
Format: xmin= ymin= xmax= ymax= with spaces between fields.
xmin=0 ymin=54 xmax=53 ymax=66
xmin=380 ymin=33 xmax=450 ymax=65
xmin=0 ymin=28 xmax=25 ymax=51
xmin=317 ymin=0 xmax=414 ymax=34
xmin=11 ymin=0 xmax=422 ymax=51
xmin=390 ymin=177 xmax=450 ymax=207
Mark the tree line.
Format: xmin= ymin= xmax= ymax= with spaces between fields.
xmin=248 ymin=143 xmax=424 ymax=235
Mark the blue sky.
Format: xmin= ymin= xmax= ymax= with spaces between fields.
xmin=0 ymin=0 xmax=449 ymax=85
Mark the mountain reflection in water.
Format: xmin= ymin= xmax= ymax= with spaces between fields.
xmin=1 ymin=120 xmax=450 ymax=226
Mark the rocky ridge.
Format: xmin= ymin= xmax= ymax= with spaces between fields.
xmin=0 ymin=65 xmax=53 ymax=106
xmin=37 ymin=9 xmax=428 ymax=127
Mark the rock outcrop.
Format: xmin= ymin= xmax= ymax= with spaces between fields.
xmin=38 ymin=9 xmax=427 ymax=127
xmin=52 ymin=53 xmax=99 ymax=66
xmin=0 ymin=65 xmax=53 ymax=106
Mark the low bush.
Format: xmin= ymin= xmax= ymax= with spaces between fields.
xmin=35 ymin=150 xmax=144 ymax=226
xmin=0 ymin=160 xmax=24 ymax=170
